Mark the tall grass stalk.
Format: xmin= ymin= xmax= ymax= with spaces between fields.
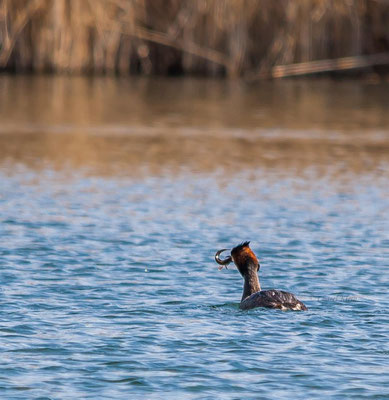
xmin=0 ymin=0 xmax=388 ymax=76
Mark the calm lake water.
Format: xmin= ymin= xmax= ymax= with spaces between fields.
xmin=0 ymin=76 xmax=388 ymax=399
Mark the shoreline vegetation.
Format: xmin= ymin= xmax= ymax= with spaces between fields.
xmin=1 ymin=0 xmax=389 ymax=78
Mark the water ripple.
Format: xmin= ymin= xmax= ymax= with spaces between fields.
xmin=0 ymin=167 xmax=388 ymax=399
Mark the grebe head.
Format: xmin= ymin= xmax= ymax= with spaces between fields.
xmin=215 ymin=241 xmax=260 ymax=276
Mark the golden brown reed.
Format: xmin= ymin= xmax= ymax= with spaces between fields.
xmin=1 ymin=0 xmax=389 ymax=77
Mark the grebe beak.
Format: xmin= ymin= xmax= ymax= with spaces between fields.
xmin=215 ymin=249 xmax=232 ymax=270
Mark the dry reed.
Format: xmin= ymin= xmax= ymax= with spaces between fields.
xmin=1 ymin=0 xmax=389 ymax=77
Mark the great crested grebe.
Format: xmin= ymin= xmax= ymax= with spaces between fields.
xmin=215 ymin=241 xmax=307 ymax=311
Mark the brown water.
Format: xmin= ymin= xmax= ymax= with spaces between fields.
xmin=0 ymin=75 xmax=388 ymax=175
xmin=0 ymin=75 xmax=388 ymax=399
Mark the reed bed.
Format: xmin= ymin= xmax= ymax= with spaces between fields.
xmin=1 ymin=0 xmax=389 ymax=77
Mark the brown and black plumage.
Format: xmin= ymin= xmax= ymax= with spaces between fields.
xmin=215 ymin=241 xmax=307 ymax=311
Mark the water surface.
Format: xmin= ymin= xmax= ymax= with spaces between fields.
xmin=0 ymin=76 xmax=388 ymax=399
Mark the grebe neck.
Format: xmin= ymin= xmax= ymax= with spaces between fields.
xmin=242 ymin=269 xmax=261 ymax=301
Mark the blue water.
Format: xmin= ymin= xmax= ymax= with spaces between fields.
xmin=0 ymin=166 xmax=388 ymax=399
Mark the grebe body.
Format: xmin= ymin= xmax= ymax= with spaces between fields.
xmin=215 ymin=241 xmax=307 ymax=311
